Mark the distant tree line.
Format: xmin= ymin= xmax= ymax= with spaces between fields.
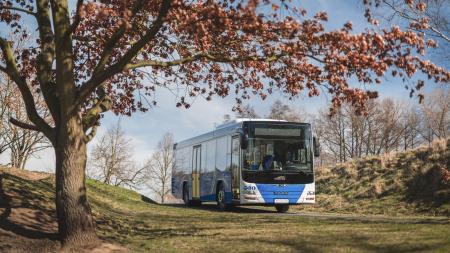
xmin=226 ymin=88 xmax=449 ymax=165
xmin=314 ymin=88 xmax=450 ymax=165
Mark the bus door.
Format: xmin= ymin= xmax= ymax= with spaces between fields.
xmin=231 ymin=136 xmax=240 ymax=200
xmin=192 ymin=145 xmax=201 ymax=199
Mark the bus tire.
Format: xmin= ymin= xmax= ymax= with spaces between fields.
xmin=192 ymin=199 xmax=202 ymax=207
xmin=183 ymin=183 xmax=191 ymax=207
xmin=275 ymin=204 xmax=290 ymax=213
xmin=216 ymin=183 xmax=230 ymax=211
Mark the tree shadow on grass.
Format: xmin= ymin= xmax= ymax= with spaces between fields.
xmin=405 ymin=164 xmax=450 ymax=206
xmin=0 ymin=174 xmax=59 ymax=241
xmin=141 ymin=195 xmax=158 ymax=204
xmin=164 ymin=201 xmax=450 ymax=223
xmin=230 ymin=232 xmax=449 ymax=253
xmin=164 ymin=202 xmax=277 ymax=214
xmin=0 ymin=218 xmax=59 ymax=240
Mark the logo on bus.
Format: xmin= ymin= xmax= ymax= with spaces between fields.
xmin=244 ymin=185 xmax=256 ymax=191
xmin=274 ymin=176 xmax=286 ymax=181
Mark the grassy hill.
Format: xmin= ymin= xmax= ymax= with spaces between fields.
xmin=0 ymin=140 xmax=450 ymax=252
xmin=303 ymin=139 xmax=450 ymax=216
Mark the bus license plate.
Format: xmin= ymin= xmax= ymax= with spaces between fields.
xmin=274 ymin=199 xmax=289 ymax=204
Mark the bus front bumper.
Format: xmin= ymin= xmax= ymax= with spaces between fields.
xmin=240 ymin=183 xmax=315 ymax=205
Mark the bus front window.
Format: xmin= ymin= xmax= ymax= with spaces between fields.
xmin=242 ymin=124 xmax=312 ymax=174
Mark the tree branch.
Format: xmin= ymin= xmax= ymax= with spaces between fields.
xmin=35 ymin=0 xmax=58 ymax=124
xmin=9 ymin=118 xmax=41 ymax=132
xmin=429 ymin=25 xmax=450 ymax=43
xmin=382 ymin=0 xmax=450 ymax=43
xmin=66 ymin=0 xmax=84 ymax=37
xmin=0 ymin=37 xmax=55 ymax=143
xmin=82 ymin=96 xmax=112 ymax=130
xmin=124 ymin=52 xmax=288 ymax=70
xmin=0 ymin=5 xmax=37 ymax=16
xmin=84 ymin=124 xmax=98 ymax=143
xmin=77 ymin=0 xmax=172 ymax=107
xmin=124 ymin=50 xmax=328 ymax=71
xmin=91 ymin=0 xmax=150 ymax=78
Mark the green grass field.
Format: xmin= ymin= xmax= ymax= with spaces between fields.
xmin=1 ymin=159 xmax=450 ymax=252
xmin=85 ymin=180 xmax=450 ymax=253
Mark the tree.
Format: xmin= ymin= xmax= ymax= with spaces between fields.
xmin=315 ymin=106 xmax=351 ymax=163
xmin=316 ymin=98 xmax=406 ymax=162
xmin=0 ymin=73 xmax=14 ymax=155
xmin=0 ymin=71 xmax=49 ymax=169
xmin=235 ymin=104 xmax=259 ymax=119
xmin=400 ymin=104 xmax=422 ymax=150
xmin=144 ymin=133 xmax=174 ymax=204
xmin=267 ymin=100 xmax=303 ymax=122
xmin=6 ymin=123 xmax=49 ymax=169
xmin=88 ymin=119 xmax=144 ymax=188
xmin=0 ymin=0 xmax=448 ymax=248
xmin=419 ymin=87 xmax=450 ymax=142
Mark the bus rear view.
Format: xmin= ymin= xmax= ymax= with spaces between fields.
xmin=172 ymin=119 xmax=319 ymax=213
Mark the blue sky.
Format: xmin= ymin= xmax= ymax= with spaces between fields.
xmin=1 ymin=0 xmax=447 ymax=174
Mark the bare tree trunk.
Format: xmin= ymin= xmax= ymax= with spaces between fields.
xmin=55 ymin=115 xmax=98 ymax=248
xmin=161 ymin=182 xmax=166 ymax=204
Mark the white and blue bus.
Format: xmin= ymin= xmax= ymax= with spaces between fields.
xmin=172 ymin=119 xmax=319 ymax=212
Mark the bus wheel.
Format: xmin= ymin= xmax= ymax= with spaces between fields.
xmin=183 ymin=184 xmax=190 ymax=207
xmin=216 ymin=183 xmax=229 ymax=211
xmin=275 ymin=204 xmax=290 ymax=213
xmin=192 ymin=199 xmax=202 ymax=207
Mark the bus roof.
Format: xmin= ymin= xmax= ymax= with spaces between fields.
xmin=174 ymin=118 xmax=304 ymax=150
xmin=215 ymin=118 xmax=287 ymax=130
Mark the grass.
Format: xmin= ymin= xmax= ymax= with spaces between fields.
xmin=84 ymin=180 xmax=450 ymax=253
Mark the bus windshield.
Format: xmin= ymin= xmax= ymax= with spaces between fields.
xmin=242 ymin=123 xmax=312 ymax=174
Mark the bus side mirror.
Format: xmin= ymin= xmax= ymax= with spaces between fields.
xmin=313 ymin=136 xmax=320 ymax=157
xmin=240 ymin=131 xmax=248 ymax=150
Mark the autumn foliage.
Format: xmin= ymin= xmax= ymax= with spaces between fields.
xmin=1 ymin=0 xmax=448 ymax=118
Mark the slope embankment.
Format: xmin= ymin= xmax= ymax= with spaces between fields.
xmin=0 ymin=167 xmax=127 ymax=252
xmin=303 ymin=139 xmax=450 ymax=216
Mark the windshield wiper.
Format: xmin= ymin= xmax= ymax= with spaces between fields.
xmin=283 ymin=166 xmax=313 ymax=175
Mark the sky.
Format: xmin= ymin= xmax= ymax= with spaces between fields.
xmin=1 ymin=0 xmax=448 ymax=197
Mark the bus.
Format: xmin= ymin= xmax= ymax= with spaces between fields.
xmin=171 ymin=119 xmax=319 ymax=213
